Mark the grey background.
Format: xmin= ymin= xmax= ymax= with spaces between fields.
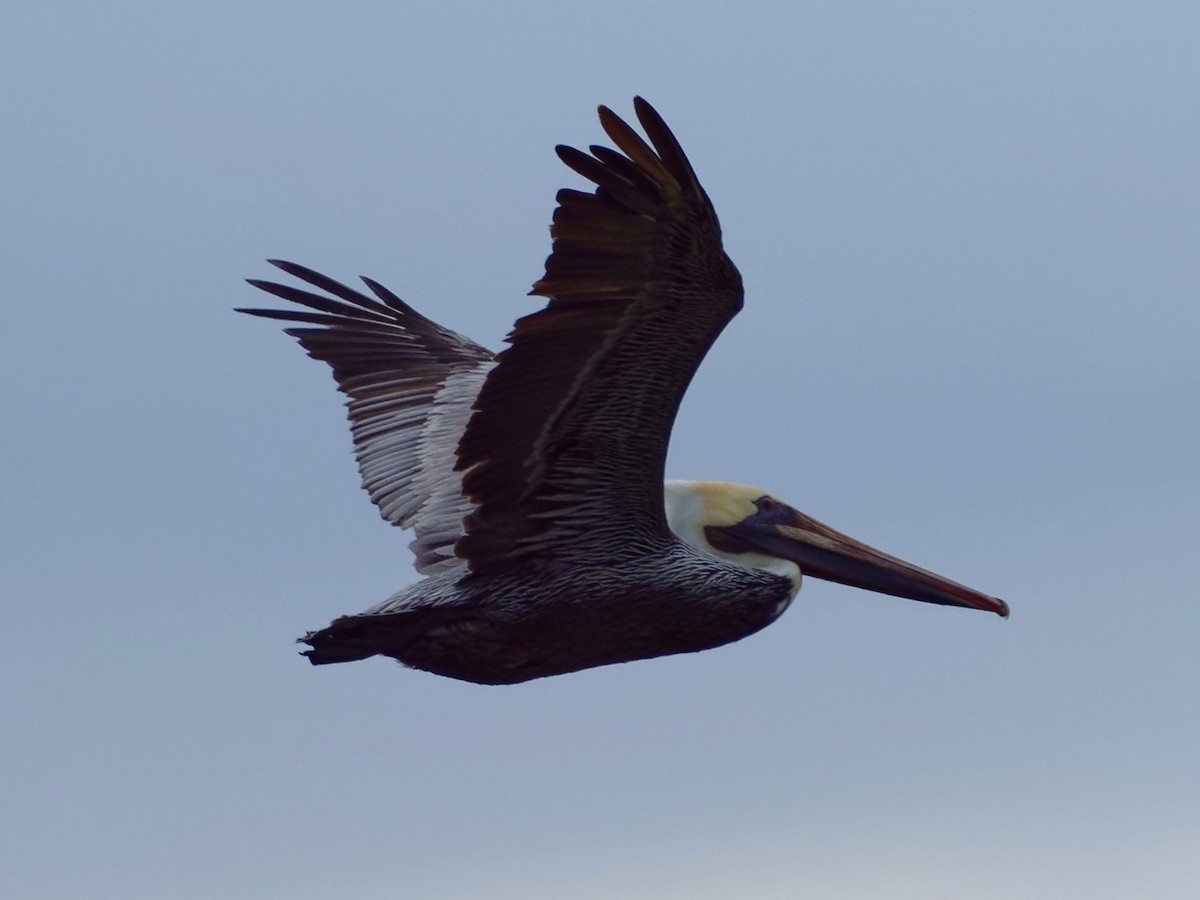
xmin=4 ymin=2 xmax=1197 ymax=897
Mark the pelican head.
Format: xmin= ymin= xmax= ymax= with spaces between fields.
xmin=663 ymin=481 xmax=1008 ymax=616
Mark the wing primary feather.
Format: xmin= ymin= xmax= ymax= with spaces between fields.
xmin=242 ymin=279 xmax=391 ymax=322
xmin=266 ymin=259 xmax=399 ymax=318
xmin=596 ymin=105 xmax=680 ymax=193
xmin=359 ymin=276 xmax=425 ymax=319
xmin=236 ymin=308 xmax=352 ymax=327
xmin=554 ymin=145 xmax=659 ymax=216
xmin=632 ymin=96 xmax=704 ymax=198
xmin=587 ymin=145 xmax=663 ymax=194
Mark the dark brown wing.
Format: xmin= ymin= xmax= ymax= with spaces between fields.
xmin=455 ymin=97 xmax=744 ymax=570
xmin=239 ymin=261 xmax=495 ymax=574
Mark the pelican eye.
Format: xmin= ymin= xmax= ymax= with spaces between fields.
xmin=750 ymin=495 xmax=794 ymax=526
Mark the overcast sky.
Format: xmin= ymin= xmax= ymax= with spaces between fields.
xmin=4 ymin=2 xmax=1198 ymax=898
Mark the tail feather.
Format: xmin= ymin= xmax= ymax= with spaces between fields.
xmin=299 ymin=607 xmax=447 ymax=666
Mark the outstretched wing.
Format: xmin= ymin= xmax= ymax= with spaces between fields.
xmin=239 ymin=261 xmax=494 ymax=574
xmin=455 ymin=97 xmax=744 ymax=571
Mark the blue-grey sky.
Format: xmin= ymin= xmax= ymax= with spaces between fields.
xmin=4 ymin=3 xmax=1198 ymax=898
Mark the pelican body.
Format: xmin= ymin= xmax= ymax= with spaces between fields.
xmin=241 ymin=99 xmax=1007 ymax=685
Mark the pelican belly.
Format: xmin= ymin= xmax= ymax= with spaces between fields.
xmin=301 ymin=546 xmax=796 ymax=684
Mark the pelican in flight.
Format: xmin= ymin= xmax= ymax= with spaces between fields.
xmin=240 ymin=98 xmax=1007 ymax=685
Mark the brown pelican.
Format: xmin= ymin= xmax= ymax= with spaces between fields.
xmin=240 ymin=98 xmax=1007 ymax=685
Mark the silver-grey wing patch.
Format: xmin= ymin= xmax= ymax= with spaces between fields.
xmin=401 ymin=361 xmax=493 ymax=572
